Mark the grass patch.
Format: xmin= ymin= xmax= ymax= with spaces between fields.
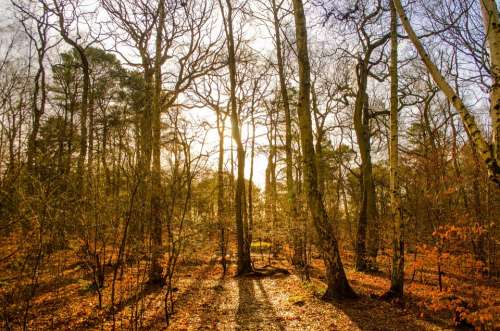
xmin=250 ymin=241 xmax=271 ymax=252
xmin=302 ymin=280 xmax=326 ymax=297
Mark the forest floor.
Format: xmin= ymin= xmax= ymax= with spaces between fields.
xmin=2 ymin=246 xmax=499 ymax=330
xmin=163 ymin=265 xmax=443 ymax=331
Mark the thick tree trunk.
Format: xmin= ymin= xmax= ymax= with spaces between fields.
xmin=149 ymin=0 xmax=166 ymax=285
xmin=292 ymin=0 xmax=355 ymax=299
xmin=353 ymin=63 xmax=378 ymax=271
xmin=384 ymin=0 xmax=404 ymax=299
xmin=138 ymin=67 xmax=153 ymax=243
xmin=480 ymin=0 xmax=500 ymax=166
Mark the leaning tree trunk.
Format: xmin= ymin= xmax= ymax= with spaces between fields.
xmin=394 ymin=0 xmax=499 ymax=185
xmin=292 ymin=0 xmax=355 ymax=299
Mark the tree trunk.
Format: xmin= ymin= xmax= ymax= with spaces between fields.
xmin=220 ymin=0 xmax=252 ymax=275
xmin=480 ymin=0 xmax=500 ymax=167
xmin=292 ymin=0 xmax=355 ymax=299
xmin=216 ymin=111 xmax=227 ymax=274
xmin=353 ymin=61 xmax=378 ymax=271
xmin=26 ymin=40 xmax=47 ymax=175
xmin=75 ymin=48 xmax=89 ymax=185
xmin=87 ymin=88 xmax=95 ymax=173
xmin=270 ymin=0 xmax=303 ymax=266
xmin=149 ymin=0 xmax=166 ymax=285
xmin=393 ymin=0 xmax=499 ymax=185
xmin=384 ymin=0 xmax=404 ymax=299
xmin=248 ymin=109 xmax=256 ymax=249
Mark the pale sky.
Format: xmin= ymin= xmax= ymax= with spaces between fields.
xmin=0 ymin=0 xmax=273 ymax=188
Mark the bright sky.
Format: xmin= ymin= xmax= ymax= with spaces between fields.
xmin=0 ymin=0 xmax=273 ymax=189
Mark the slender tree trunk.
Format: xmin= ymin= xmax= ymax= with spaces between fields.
xmin=76 ymin=49 xmax=89 ymax=185
xmin=219 ymin=0 xmax=252 ymax=275
xmin=248 ymin=109 xmax=256 ymax=249
xmin=312 ymin=84 xmax=325 ymax=196
xmin=26 ymin=44 xmax=46 ymax=175
xmin=87 ymin=88 xmax=94 ymax=173
xmin=364 ymin=96 xmax=379 ymax=268
xmin=270 ymin=0 xmax=303 ymax=266
xmin=217 ymin=111 xmax=227 ymax=274
xmin=292 ymin=0 xmax=355 ymax=299
xmin=265 ymin=109 xmax=277 ymax=257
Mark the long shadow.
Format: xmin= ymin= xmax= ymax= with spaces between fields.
xmin=327 ymin=295 xmax=423 ymax=331
xmin=196 ymin=278 xmax=226 ymax=329
xmin=256 ymin=279 xmax=286 ymax=331
xmin=173 ymin=260 xmax=216 ymax=307
xmin=140 ymin=260 xmax=216 ymax=329
xmin=3 ymin=267 xmax=81 ymax=304
xmin=236 ymin=277 xmax=285 ymax=331
xmin=324 ymin=288 xmax=453 ymax=331
xmin=56 ymin=284 xmax=160 ymax=331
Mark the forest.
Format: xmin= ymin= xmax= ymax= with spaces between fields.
xmin=0 ymin=0 xmax=498 ymax=330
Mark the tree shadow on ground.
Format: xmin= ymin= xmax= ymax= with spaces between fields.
xmin=236 ymin=276 xmax=285 ymax=331
xmin=140 ymin=260 xmax=216 ymax=329
xmin=328 ymin=292 xmax=451 ymax=331
xmin=196 ymin=278 xmax=226 ymax=328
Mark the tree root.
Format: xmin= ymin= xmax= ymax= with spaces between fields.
xmin=237 ymin=265 xmax=291 ymax=278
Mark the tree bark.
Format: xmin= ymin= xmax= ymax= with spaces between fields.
xmin=248 ymin=109 xmax=256 ymax=249
xmin=26 ymin=20 xmax=47 ymax=175
xmin=216 ymin=111 xmax=228 ymax=274
xmin=220 ymin=0 xmax=253 ymax=275
xmin=480 ymin=0 xmax=500 ymax=167
xmin=149 ymin=0 xmax=166 ymax=285
xmin=271 ymin=0 xmax=302 ymax=267
xmin=291 ymin=0 xmax=355 ymax=299
xmin=353 ymin=62 xmax=378 ymax=271
xmin=393 ymin=0 xmax=499 ymax=185
xmin=384 ymin=0 xmax=404 ymax=299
